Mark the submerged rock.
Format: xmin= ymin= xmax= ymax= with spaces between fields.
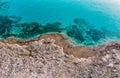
xmin=0 ymin=1 xmax=9 ymax=10
xmin=0 ymin=38 xmax=120 ymax=78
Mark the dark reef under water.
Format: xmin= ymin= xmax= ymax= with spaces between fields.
xmin=0 ymin=15 xmax=109 ymax=46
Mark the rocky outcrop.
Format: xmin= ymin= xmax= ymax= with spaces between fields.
xmin=0 ymin=38 xmax=120 ymax=78
xmin=0 ymin=33 xmax=96 ymax=58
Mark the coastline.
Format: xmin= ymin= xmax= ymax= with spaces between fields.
xmin=0 ymin=33 xmax=120 ymax=58
xmin=0 ymin=33 xmax=120 ymax=78
xmin=0 ymin=33 xmax=95 ymax=58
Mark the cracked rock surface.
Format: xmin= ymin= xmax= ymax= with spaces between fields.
xmin=0 ymin=38 xmax=120 ymax=78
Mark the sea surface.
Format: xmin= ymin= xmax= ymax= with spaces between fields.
xmin=0 ymin=0 xmax=120 ymax=46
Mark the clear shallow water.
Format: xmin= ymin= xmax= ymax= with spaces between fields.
xmin=0 ymin=0 xmax=120 ymax=46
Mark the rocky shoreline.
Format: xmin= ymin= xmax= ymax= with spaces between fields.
xmin=0 ymin=33 xmax=97 ymax=58
xmin=0 ymin=33 xmax=120 ymax=78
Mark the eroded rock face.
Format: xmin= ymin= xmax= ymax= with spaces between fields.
xmin=0 ymin=39 xmax=120 ymax=78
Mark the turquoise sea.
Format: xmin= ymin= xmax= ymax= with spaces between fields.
xmin=0 ymin=0 xmax=120 ymax=46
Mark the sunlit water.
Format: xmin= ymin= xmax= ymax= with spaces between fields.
xmin=0 ymin=0 xmax=120 ymax=46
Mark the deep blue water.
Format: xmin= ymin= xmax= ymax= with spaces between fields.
xmin=0 ymin=0 xmax=120 ymax=46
